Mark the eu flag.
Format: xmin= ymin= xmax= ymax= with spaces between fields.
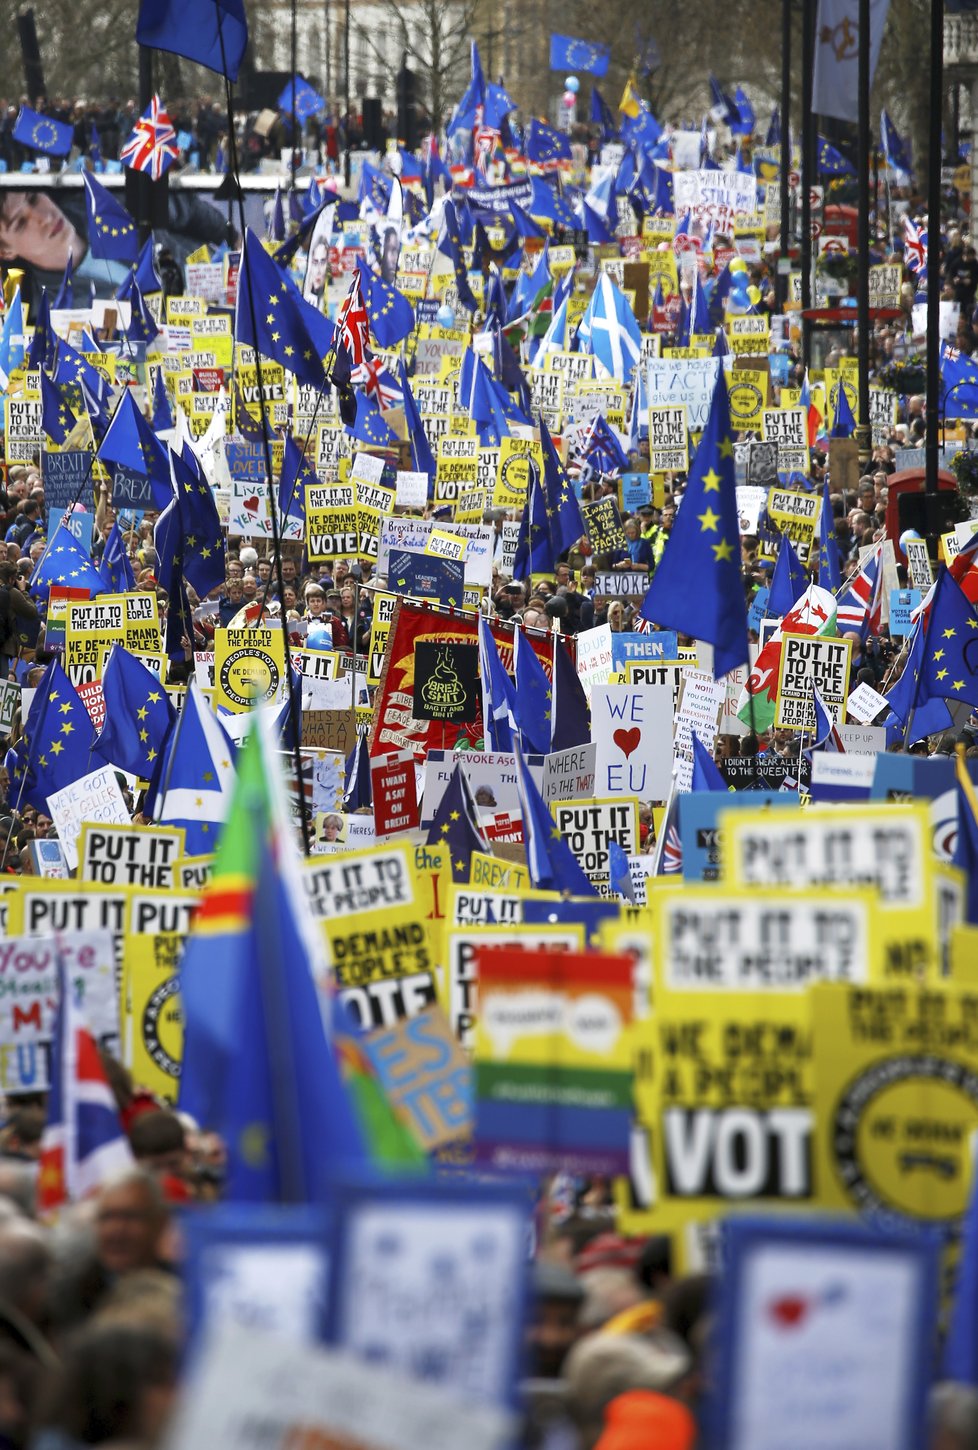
xmin=97 ymin=391 xmax=172 ymax=511
xmin=513 ymin=626 xmax=552 ymax=755
xmin=347 ymin=390 xmax=395 ymax=448
xmin=30 ymin=522 xmax=105 ymax=600
xmin=817 ymin=482 xmax=841 ymax=593
xmin=39 ymin=371 xmax=77 ymax=446
xmin=150 ymin=679 xmax=236 ymax=854
xmin=137 ymin=0 xmax=248 ymax=82
xmin=398 ymin=359 xmax=436 ymax=485
xmin=277 ymin=434 xmax=312 ymax=530
xmin=425 ymin=763 xmax=488 ymax=882
xmin=98 ymin=522 xmax=137 ymax=594
xmin=920 ymin=567 xmax=978 ymax=710
xmin=169 ymin=446 xmax=226 ymax=597
xmin=235 ymin=228 xmax=328 ymax=389
xmin=549 ymin=33 xmax=610 ymax=76
xmin=20 ymin=659 xmax=99 ymax=808
xmin=95 ymin=645 xmax=175 ymax=778
xmin=12 ymin=106 xmax=74 ymax=157
xmin=540 ymin=416 xmax=586 ymax=557
xmin=639 ymin=373 xmax=749 ymax=679
xmin=82 ymin=174 xmax=138 ymax=264
xmin=436 ymin=200 xmax=477 ymax=312
xmin=356 ymin=259 xmax=415 ymax=347
xmin=277 ymin=76 xmax=325 ymax=122
xmin=816 ymin=137 xmax=856 ymax=177
xmin=525 ymin=119 xmax=572 ymax=166
xmin=768 ymin=533 xmax=807 ymax=616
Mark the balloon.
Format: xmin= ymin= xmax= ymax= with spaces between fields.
xmin=306 ymin=623 xmax=332 ymax=651
xmin=565 ymin=75 xmax=580 ymax=93
xmin=436 ymin=303 xmax=455 ymax=327
xmin=731 ymin=275 xmax=750 ymax=296
xmin=728 ymin=257 xmax=748 ymax=275
xmin=900 ymin=528 xmax=922 ymax=548
xmin=562 ymin=91 xmax=576 ymax=108
xmin=747 ymin=285 xmax=762 ymax=305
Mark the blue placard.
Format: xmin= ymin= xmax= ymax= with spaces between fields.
xmin=40 ymin=450 xmax=95 ymax=512
xmin=226 ymin=438 xmax=266 ymax=482
xmin=889 ymin=587 xmax=921 ymax=638
xmin=679 ymin=790 xmax=795 ymax=881
xmin=610 ymin=630 xmax=680 ymax=671
xmin=710 ymin=1215 xmax=939 ymax=1450
xmin=388 ymin=549 xmax=464 ymax=606
xmin=748 ymin=585 xmax=770 ymax=632
xmin=182 ymin=1204 xmax=331 ymax=1357
xmin=620 ymin=472 xmax=651 ymax=513
xmin=115 ymin=508 xmax=145 ymax=533
xmin=324 ymin=1176 xmax=531 ymax=1409
xmin=111 ymin=464 xmax=157 ymax=509
xmin=521 ymin=895 xmax=621 ymax=942
xmin=47 ymin=507 xmax=93 ymax=553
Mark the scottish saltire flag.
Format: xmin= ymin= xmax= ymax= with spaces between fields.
xmin=95 ymin=644 xmax=175 ymax=781
xmin=120 ymin=94 xmax=179 ymax=180
xmin=277 ymin=75 xmax=326 ymax=122
xmin=549 ymin=34 xmax=610 ymax=76
xmin=880 ymin=108 xmax=912 ymax=178
xmin=82 ymin=174 xmax=139 ymax=263
xmin=178 ymin=719 xmax=368 ymax=1201
xmin=98 ymin=522 xmax=138 ymax=594
xmin=835 ymin=541 xmax=883 ymax=641
xmin=151 ymin=679 xmax=237 ymax=854
xmin=0 ymin=288 xmax=25 ymax=390
xmin=38 ymin=962 xmax=133 ymax=1212
xmin=137 ymin=0 xmax=248 ymax=81
xmin=812 ymin=0 xmax=890 ymax=122
xmin=478 ymin=615 xmax=518 ymax=751
xmin=30 ymin=522 xmax=105 ymax=600
xmin=12 ymin=106 xmax=74 ymax=157
xmin=426 ymin=764 xmax=489 ymax=882
xmin=577 ymin=273 xmax=642 ymax=382
xmin=640 ymin=374 xmax=749 ymax=679
xmin=812 ymin=683 xmax=845 ymax=751
xmin=515 ymin=745 xmax=597 ymax=896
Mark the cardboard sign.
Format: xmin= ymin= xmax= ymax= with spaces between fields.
xmin=388 ymin=549 xmax=464 ymax=607
xmin=575 ymin=624 xmax=614 ymax=703
xmin=581 ymin=496 xmax=627 ymax=554
xmin=543 ymin=743 xmax=597 ymax=803
xmin=41 ymin=450 xmax=95 ymax=512
xmin=648 ymin=404 xmax=688 ymax=472
xmin=0 ymin=930 xmax=117 ymax=1092
xmin=370 ymin=750 xmax=420 ymax=838
xmin=846 ymin=681 xmax=889 ymax=725
xmin=550 ymin=797 xmax=639 ymax=879
xmin=765 ymin=488 xmax=820 ymax=564
xmin=904 ymin=537 xmax=933 ymax=591
xmin=302 ymin=844 xmax=417 ymax=922
xmin=48 ymin=767 xmax=130 ymax=871
xmin=412 ymin=641 xmax=479 ymax=722
xmin=591 ymin=571 xmax=648 ymax=598
xmin=591 ymin=685 xmax=674 ymax=801
xmin=673 ymin=671 xmax=727 ymax=792
xmin=362 ymin=1005 xmax=470 ymax=1151
xmin=214 ymin=627 xmax=287 ymax=712
xmin=65 ymin=593 xmax=161 ymax=680
xmin=79 ymin=824 xmax=185 ymax=889
xmin=775 ymin=633 xmax=853 ymax=731
xmin=121 ymin=930 xmax=183 ymax=1101
xmin=323 ymin=900 xmax=437 ymax=1027
xmin=761 ymin=408 xmax=808 ymax=472
xmin=889 ymin=588 xmax=921 ymax=638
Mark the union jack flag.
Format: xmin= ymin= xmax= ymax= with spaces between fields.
xmin=335 ymin=271 xmax=370 ymax=375
xmin=903 ymin=215 xmax=928 ymax=278
xmin=835 ymin=541 xmax=883 ymax=642
xmin=360 ymin=355 xmax=402 ymax=412
xmin=120 ymin=94 xmax=179 ymax=182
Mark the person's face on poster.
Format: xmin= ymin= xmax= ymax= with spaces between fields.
xmin=306 ymin=241 xmax=329 ymax=299
xmin=0 ymin=191 xmax=83 ymax=271
xmin=380 ymin=225 xmax=401 ymax=285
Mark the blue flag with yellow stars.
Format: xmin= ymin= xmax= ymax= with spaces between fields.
xmin=940 ymin=342 xmax=978 ymax=422
xmin=920 ymin=567 xmax=978 ymax=711
xmin=12 ymin=106 xmax=74 ymax=157
xmin=277 ymin=434 xmax=312 ymax=530
xmin=94 ymin=644 xmax=175 ymax=779
xmin=19 ymin=659 xmax=99 ymax=807
xmin=512 ymin=463 xmax=555 ymax=581
xmin=125 ymin=282 xmax=161 ymax=347
xmin=513 ymin=625 xmax=553 ymax=755
xmin=347 ymin=390 xmax=395 ymax=449
xmin=97 ymin=391 xmax=172 ymax=511
xmin=98 ymin=522 xmax=137 ymax=594
xmin=425 ymin=763 xmax=489 ymax=883
xmin=117 ymin=237 xmax=163 ymax=302
xmin=639 ymin=372 xmax=749 ymax=679
xmin=398 ymin=359 xmax=436 ymax=487
xmin=358 ymin=159 xmax=392 ymax=212
xmin=39 ymin=371 xmax=77 ymax=446
xmin=151 ymin=365 xmax=173 ymax=431
xmin=525 ymin=118 xmax=572 ymax=166
xmin=136 ymin=0 xmax=247 ymax=82
xmin=30 ymin=521 xmax=105 ymax=600
xmin=52 ymin=335 xmax=110 ymax=406
xmin=816 ymin=137 xmax=855 ymax=177
xmin=82 ymin=173 xmax=138 ymax=263
xmin=166 ymin=446 xmax=226 ymax=598
xmin=235 ymin=228 xmax=328 ymax=389
xmin=817 ymin=482 xmax=841 ymax=592
xmin=356 ymin=258 xmax=415 ymax=348
xmin=540 ymin=414 xmax=586 ymax=557
xmin=436 ymin=200 xmax=477 ymax=312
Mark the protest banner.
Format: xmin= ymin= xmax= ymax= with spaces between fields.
xmin=78 ymin=824 xmax=185 ymax=889
xmin=370 ymin=750 xmax=420 ymax=839
xmin=213 ymin=627 xmax=287 ymax=712
xmin=764 ymin=488 xmax=821 ymax=564
xmin=412 ymin=641 xmax=479 ymax=722
xmin=64 ymin=594 xmax=161 ymax=682
xmin=543 ymin=744 xmax=597 ymax=804
xmin=905 ymin=536 xmax=934 ymax=590
xmin=672 ymin=671 xmax=727 ymax=791
xmin=387 ymin=549 xmax=464 ymax=607
xmin=580 ymin=497 xmax=627 ymax=555
xmin=591 ymin=685 xmax=674 ymax=801
xmin=550 ymin=798 xmax=639 ymax=879
xmin=41 ymin=450 xmax=95 ymax=511
xmin=47 ymin=767 xmax=131 ymax=871
xmin=472 ymin=947 xmax=634 ymax=1175
xmin=575 ymin=625 xmax=614 ymax=702
xmin=646 ymin=356 xmax=720 ymax=430
xmin=726 ymin=370 xmax=768 ymax=429
xmin=761 ymin=409 xmax=808 ymax=472
xmin=775 ymin=633 xmax=853 ymax=730
xmin=0 ymin=930 xmax=117 ymax=1093
xmin=362 ymin=1006 xmax=471 ymax=1151
xmin=444 ymin=924 xmax=584 ymax=1047
xmin=648 ymin=405 xmax=688 ymax=472
xmin=121 ymin=930 xmax=183 ymax=1102
xmin=672 ymin=169 xmax=758 ymax=233
xmin=590 ymin=571 xmax=649 ymax=599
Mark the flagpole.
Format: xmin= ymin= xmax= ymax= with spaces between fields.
xmin=215 ymin=10 xmax=312 ymax=855
xmin=649 ymin=777 xmax=676 ymax=876
xmin=924 ymin=0 xmax=944 ymax=512
xmin=855 ymin=0 xmax=871 ymax=475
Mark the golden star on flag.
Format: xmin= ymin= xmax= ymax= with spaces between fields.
xmin=713 ymin=538 xmax=735 ymax=562
xmin=702 ymin=468 xmax=721 ymax=492
xmin=698 ymin=507 xmax=720 ymax=532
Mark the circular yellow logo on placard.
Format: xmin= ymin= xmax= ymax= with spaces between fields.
xmin=142 ymin=979 xmax=182 ymax=1078
xmin=831 ymin=1055 xmax=978 ymax=1225
xmin=728 ymin=384 xmax=763 ymax=425
xmin=219 ymin=647 xmax=279 ymax=707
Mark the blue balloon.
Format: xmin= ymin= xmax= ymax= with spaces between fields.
xmin=565 ymin=75 xmax=580 ymax=94
xmin=436 ymin=303 xmax=455 ymax=327
xmin=306 ymin=622 xmax=333 ymax=651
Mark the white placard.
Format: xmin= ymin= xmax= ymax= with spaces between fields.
xmin=48 ymin=767 xmax=131 ymax=872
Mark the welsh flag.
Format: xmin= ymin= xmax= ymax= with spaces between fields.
xmin=737 ymin=584 xmax=838 ymax=734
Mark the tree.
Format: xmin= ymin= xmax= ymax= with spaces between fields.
xmin=0 ymin=0 xmax=139 ymax=100
xmin=352 ymin=0 xmax=475 ymax=129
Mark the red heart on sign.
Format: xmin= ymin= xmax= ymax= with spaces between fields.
xmin=244 ymin=495 xmax=259 ymax=514
xmin=768 ymin=1296 xmax=808 ymax=1329
xmin=613 ymin=727 xmax=641 ymax=759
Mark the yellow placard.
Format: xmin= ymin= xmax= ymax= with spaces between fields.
xmin=213 ymin=626 xmax=287 ymax=713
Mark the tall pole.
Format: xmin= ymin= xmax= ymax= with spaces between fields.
xmin=325 ymin=0 xmax=331 ymax=110
xmin=856 ymin=0 xmax=871 ymax=471
xmin=290 ymin=0 xmax=298 ymax=193
xmin=136 ymin=44 xmax=154 ymax=248
xmin=925 ymin=0 xmax=944 ymax=502
xmin=777 ymin=0 xmax=791 ymax=311
xmin=800 ymin=0 xmax=815 ymax=371
xmin=344 ymin=0 xmax=351 ymax=188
